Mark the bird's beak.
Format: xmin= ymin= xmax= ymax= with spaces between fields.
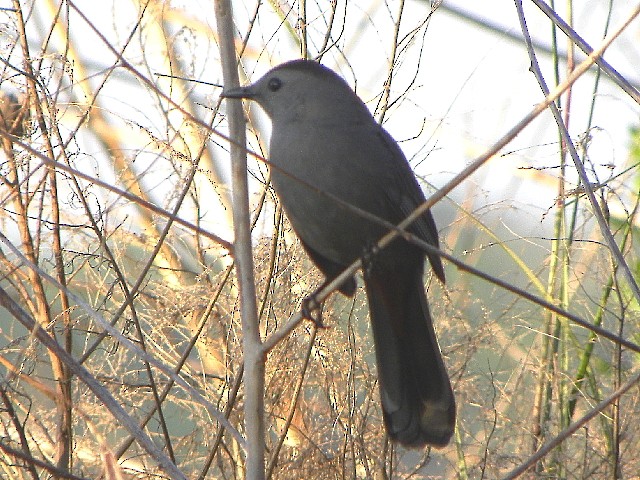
xmin=220 ymin=85 xmax=254 ymax=99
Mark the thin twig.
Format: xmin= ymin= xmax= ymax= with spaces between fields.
xmin=0 ymin=137 xmax=232 ymax=252
xmin=0 ymin=284 xmax=187 ymax=480
xmin=530 ymin=0 xmax=640 ymax=104
xmin=517 ymin=0 xmax=640 ymax=313
xmin=0 ymin=231 xmax=246 ymax=450
xmin=503 ymin=370 xmax=640 ymax=479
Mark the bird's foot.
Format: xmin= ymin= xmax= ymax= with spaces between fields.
xmin=301 ymin=294 xmax=327 ymax=329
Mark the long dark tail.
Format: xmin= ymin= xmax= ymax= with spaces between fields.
xmin=364 ymin=263 xmax=455 ymax=448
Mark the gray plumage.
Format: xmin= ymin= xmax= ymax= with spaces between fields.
xmin=222 ymin=59 xmax=455 ymax=447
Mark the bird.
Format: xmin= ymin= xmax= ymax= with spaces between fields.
xmin=222 ymin=59 xmax=455 ymax=448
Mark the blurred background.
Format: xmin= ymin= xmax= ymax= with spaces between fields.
xmin=1 ymin=1 xmax=640 ymax=478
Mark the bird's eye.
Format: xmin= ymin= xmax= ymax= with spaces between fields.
xmin=267 ymin=77 xmax=282 ymax=92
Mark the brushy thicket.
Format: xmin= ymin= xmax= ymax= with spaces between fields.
xmin=1 ymin=1 xmax=640 ymax=479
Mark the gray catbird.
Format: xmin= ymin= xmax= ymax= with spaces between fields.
xmin=222 ymin=59 xmax=455 ymax=448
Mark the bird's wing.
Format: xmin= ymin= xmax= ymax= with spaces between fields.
xmin=374 ymin=126 xmax=446 ymax=282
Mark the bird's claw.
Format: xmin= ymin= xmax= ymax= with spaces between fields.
xmin=301 ymin=295 xmax=327 ymax=328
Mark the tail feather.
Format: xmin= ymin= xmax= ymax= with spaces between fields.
xmin=364 ymin=264 xmax=455 ymax=447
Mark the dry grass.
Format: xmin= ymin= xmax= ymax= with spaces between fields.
xmin=1 ymin=1 xmax=640 ymax=478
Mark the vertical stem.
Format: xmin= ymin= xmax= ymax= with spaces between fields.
xmin=12 ymin=0 xmax=73 ymax=471
xmin=377 ymin=0 xmax=405 ymax=124
xmin=300 ymin=0 xmax=308 ymax=58
xmin=557 ymin=9 xmax=575 ymax=477
xmin=215 ymin=1 xmax=264 ymax=478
